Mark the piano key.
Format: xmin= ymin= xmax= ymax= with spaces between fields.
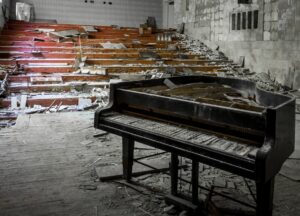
xmin=164 ymin=125 xmax=182 ymax=134
xmin=247 ymin=148 xmax=259 ymax=159
xmin=237 ymin=146 xmax=253 ymax=156
xmin=114 ymin=115 xmax=139 ymax=124
xmin=170 ymin=128 xmax=186 ymax=136
xmin=153 ymin=123 xmax=167 ymax=131
xmin=173 ymin=129 xmax=189 ymax=137
xmin=105 ymin=114 xmax=257 ymax=159
xmin=209 ymin=139 xmax=225 ymax=148
xmin=201 ymin=135 xmax=216 ymax=142
xmin=225 ymin=142 xmax=238 ymax=153
xmin=190 ymin=134 xmax=214 ymax=144
xmin=182 ymin=131 xmax=200 ymax=140
xmin=203 ymin=137 xmax=219 ymax=145
xmin=136 ymin=120 xmax=155 ymax=127
xmin=155 ymin=125 xmax=176 ymax=135
xmin=106 ymin=115 xmax=123 ymax=121
xmin=175 ymin=130 xmax=200 ymax=141
xmin=232 ymin=145 xmax=244 ymax=154
xmin=212 ymin=140 xmax=233 ymax=151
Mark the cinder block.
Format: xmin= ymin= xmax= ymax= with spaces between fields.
xmin=264 ymin=13 xmax=271 ymax=22
xmin=264 ymin=21 xmax=271 ymax=31
xmin=271 ymin=11 xmax=278 ymax=21
xmin=264 ymin=31 xmax=271 ymax=41
xmin=270 ymin=31 xmax=278 ymax=41
xmin=270 ymin=21 xmax=278 ymax=31
xmin=264 ymin=3 xmax=271 ymax=13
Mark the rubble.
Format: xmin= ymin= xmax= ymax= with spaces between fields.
xmin=49 ymin=30 xmax=86 ymax=42
xmin=0 ymin=111 xmax=17 ymax=128
xmin=178 ymin=34 xmax=228 ymax=61
xmin=139 ymin=51 xmax=161 ymax=60
xmin=76 ymin=65 xmax=107 ymax=75
xmin=0 ymin=71 xmax=8 ymax=97
xmin=33 ymin=28 xmax=55 ymax=33
xmin=77 ymin=98 xmax=92 ymax=110
xmin=248 ymin=72 xmax=283 ymax=91
xmin=82 ymin=25 xmax=98 ymax=32
xmin=100 ymin=42 xmax=127 ymax=49
xmin=178 ymin=33 xmax=285 ymax=92
xmin=0 ymin=86 xmax=109 ymax=128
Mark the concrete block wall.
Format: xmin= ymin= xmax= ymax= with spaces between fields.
xmin=0 ymin=0 xmax=10 ymax=28
xmin=175 ymin=0 xmax=300 ymax=89
xmin=9 ymin=0 xmax=163 ymax=28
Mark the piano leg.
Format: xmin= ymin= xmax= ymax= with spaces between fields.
xmin=256 ymin=178 xmax=275 ymax=216
xmin=122 ymin=137 xmax=134 ymax=182
xmin=170 ymin=153 xmax=179 ymax=195
xmin=192 ymin=160 xmax=199 ymax=204
xmin=166 ymin=156 xmax=200 ymax=214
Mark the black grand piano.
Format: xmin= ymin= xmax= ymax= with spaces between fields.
xmin=94 ymin=76 xmax=295 ymax=216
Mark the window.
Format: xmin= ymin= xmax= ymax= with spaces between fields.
xmin=248 ymin=11 xmax=252 ymax=29
xmin=237 ymin=13 xmax=241 ymax=30
xmin=232 ymin=14 xmax=236 ymax=30
xmin=238 ymin=0 xmax=251 ymax=3
xmin=242 ymin=12 xmax=246 ymax=29
xmin=231 ymin=10 xmax=258 ymax=31
xmin=253 ymin=10 xmax=259 ymax=29
xmin=186 ymin=0 xmax=189 ymax=11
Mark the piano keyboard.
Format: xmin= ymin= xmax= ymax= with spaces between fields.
xmin=104 ymin=113 xmax=259 ymax=159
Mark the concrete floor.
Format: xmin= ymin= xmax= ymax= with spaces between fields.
xmin=0 ymin=112 xmax=161 ymax=216
xmin=0 ymin=112 xmax=299 ymax=216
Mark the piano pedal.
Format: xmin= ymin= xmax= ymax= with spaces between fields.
xmin=165 ymin=194 xmax=203 ymax=216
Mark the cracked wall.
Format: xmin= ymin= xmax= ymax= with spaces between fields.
xmin=175 ymin=0 xmax=300 ymax=89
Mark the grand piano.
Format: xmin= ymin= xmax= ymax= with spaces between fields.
xmin=94 ymin=75 xmax=295 ymax=216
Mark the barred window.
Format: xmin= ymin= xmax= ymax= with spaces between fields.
xmin=231 ymin=10 xmax=258 ymax=31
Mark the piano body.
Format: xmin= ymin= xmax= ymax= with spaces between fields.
xmin=94 ymin=76 xmax=295 ymax=216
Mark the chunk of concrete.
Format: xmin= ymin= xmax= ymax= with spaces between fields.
xmin=100 ymin=42 xmax=127 ymax=49
xmin=20 ymin=95 xmax=27 ymax=109
xmin=82 ymin=25 xmax=97 ymax=32
xmin=11 ymin=97 xmax=18 ymax=110
xmin=78 ymin=98 xmax=92 ymax=110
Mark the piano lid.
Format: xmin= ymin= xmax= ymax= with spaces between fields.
xmin=116 ymin=76 xmax=293 ymax=113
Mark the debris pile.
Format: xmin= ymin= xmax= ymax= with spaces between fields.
xmin=49 ymin=29 xmax=87 ymax=42
xmin=100 ymin=42 xmax=127 ymax=49
xmin=8 ymin=87 xmax=109 ymax=113
xmin=0 ymin=111 xmax=17 ymax=128
xmin=248 ymin=72 xmax=283 ymax=92
xmin=0 ymin=20 xmax=288 ymax=130
xmin=179 ymin=34 xmax=285 ymax=92
xmin=81 ymin=132 xmax=258 ymax=216
xmin=178 ymin=34 xmax=229 ymax=61
xmin=0 ymin=72 xmax=8 ymax=97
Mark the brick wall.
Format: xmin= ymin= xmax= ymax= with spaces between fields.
xmin=10 ymin=0 xmax=163 ymax=28
xmin=175 ymin=0 xmax=300 ymax=89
